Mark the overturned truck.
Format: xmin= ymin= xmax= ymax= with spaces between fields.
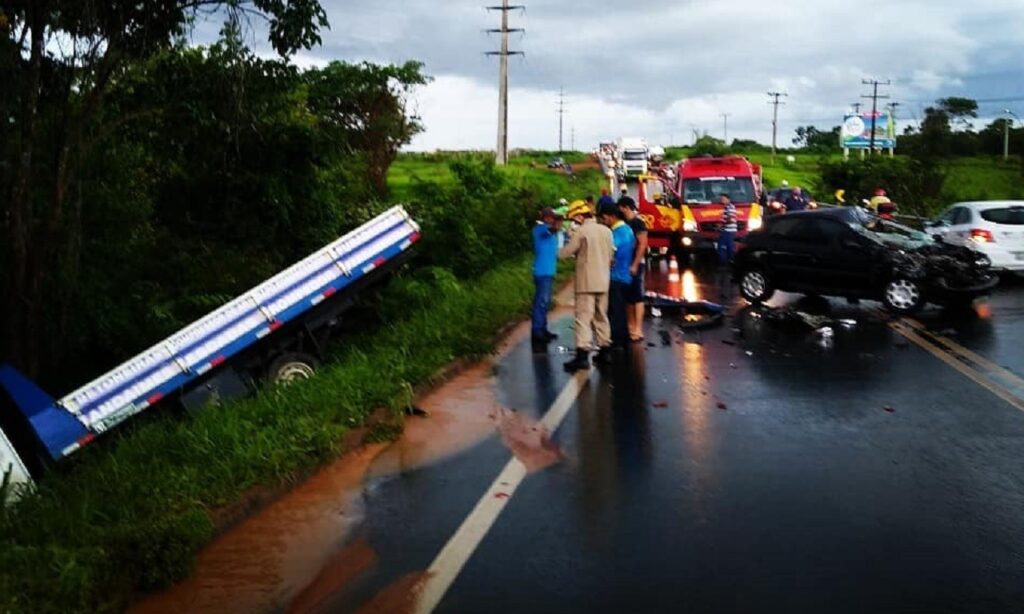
xmin=0 ymin=206 xmax=421 ymax=501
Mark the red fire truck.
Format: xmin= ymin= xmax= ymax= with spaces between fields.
xmin=666 ymin=155 xmax=765 ymax=255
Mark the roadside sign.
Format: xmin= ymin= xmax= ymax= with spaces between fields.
xmin=841 ymin=112 xmax=896 ymax=149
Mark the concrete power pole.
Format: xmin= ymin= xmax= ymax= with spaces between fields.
xmin=861 ymin=78 xmax=891 ymax=154
xmin=767 ymin=91 xmax=787 ymax=162
xmin=557 ymin=87 xmax=565 ymax=153
xmin=571 ymin=125 xmax=575 ymax=152
xmin=720 ymin=113 xmax=731 ymax=143
xmin=486 ymin=1 xmax=524 ymax=165
xmin=1003 ymin=109 xmax=1019 ymax=161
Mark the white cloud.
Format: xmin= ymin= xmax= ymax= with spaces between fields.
xmin=199 ymin=0 xmax=1024 ymax=149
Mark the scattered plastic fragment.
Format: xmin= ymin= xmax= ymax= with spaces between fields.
xmin=556 ymin=345 xmax=572 ymax=353
xmin=729 ymin=363 xmax=737 ymax=369
xmin=651 ymin=307 xmax=663 ymax=318
xmin=745 ymin=350 xmax=754 ymax=357
xmin=494 ymin=492 xmax=510 ymax=499
xmin=721 ymin=339 xmax=736 ymax=346
xmin=838 ymin=319 xmax=857 ymax=329
xmin=646 ymin=342 xmax=657 ymax=348
xmin=883 ymin=406 xmax=896 ymax=413
xmin=653 ymin=401 xmax=669 ymax=408
xmin=716 ymin=402 xmax=728 ymax=410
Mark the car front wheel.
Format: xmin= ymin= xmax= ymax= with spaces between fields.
xmin=883 ymin=278 xmax=924 ymax=314
xmin=739 ymin=268 xmax=774 ymax=304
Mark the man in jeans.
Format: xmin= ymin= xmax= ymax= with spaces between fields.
xmin=531 ymin=207 xmax=562 ymax=343
xmin=559 ymin=201 xmax=615 ymax=372
xmin=717 ymin=193 xmax=737 ymax=264
xmin=599 ymin=202 xmax=636 ymax=349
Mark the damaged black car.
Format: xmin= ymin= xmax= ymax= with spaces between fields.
xmin=734 ymin=207 xmax=998 ymax=314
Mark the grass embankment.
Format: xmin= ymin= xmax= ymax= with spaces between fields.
xmin=389 ymin=150 xmax=608 ymax=203
xmin=0 ymin=259 xmax=538 ymax=613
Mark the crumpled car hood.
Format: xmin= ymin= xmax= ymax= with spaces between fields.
xmin=890 ymin=241 xmax=993 ymax=289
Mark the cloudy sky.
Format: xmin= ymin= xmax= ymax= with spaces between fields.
xmin=208 ymin=0 xmax=1024 ymax=151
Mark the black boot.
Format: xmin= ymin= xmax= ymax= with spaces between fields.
xmin=563 ymin=349 xmax=590 ymax=372
xmin=593 ymin=346 xmax=613 ymax=365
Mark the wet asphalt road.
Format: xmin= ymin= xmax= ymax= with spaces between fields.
xmin=319 ymin=265 xmax=1024 ymax=614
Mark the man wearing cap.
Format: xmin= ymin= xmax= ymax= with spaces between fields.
xmin=559 ymin=200 xmax=615 ymax=372
xmin=532 ymin=207 xmax=563 ymax=344
xmin=600 ymin=201 xmax=636 ymax=349
xmin=617 ymin=196 xmax=648 ymax=341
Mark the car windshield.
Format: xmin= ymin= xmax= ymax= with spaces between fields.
xmin=623 ymin=150 xmax=646 ymax=160
xmin=851 ymin=213 xmax=933 ymax=249
xmin=682 ymin=177 xmax=755 ymax=204
xmin=980 ymin=206 xmax=1024 ymax=225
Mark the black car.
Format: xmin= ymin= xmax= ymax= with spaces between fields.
xmin=734 ymin=207 xmax=998 ymax=314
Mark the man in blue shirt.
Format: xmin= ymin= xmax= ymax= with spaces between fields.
xmin=532 ymin=207 xmax=563 ymax=343
xmin=598 ymin=202 xmax=636 ymax=349
xmin=597 ymin=188 xmax=616 ymax=209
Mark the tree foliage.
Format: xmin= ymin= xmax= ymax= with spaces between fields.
xmin=793 ymin=125 xmax=840 ymax=151
xmin=819 ymin=157 xmax=946 ymax=216
xmin=0 ymin=2 xmax=433 ymax=390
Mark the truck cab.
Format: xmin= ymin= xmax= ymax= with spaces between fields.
xmin=616 ymin=137 xmax=649 ymax=179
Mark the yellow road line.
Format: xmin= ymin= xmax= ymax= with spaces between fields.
xmin=889 ymin=319 xmax=1024 ymax=414
xmin=902 ymin=317 xmax=1024 ymax=391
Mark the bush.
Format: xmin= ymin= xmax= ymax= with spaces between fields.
xmin=819 ymin=157 xmax=946 ymax=216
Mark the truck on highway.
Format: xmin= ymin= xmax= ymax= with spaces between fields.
xmin=616 ymin=137 xmax=649 ymax=179
xmin=0 ymin=206 xmax=420 ymax=502
xmin=667 ymin=155 xmax=764 ymax=255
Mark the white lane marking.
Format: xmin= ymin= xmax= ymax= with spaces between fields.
xmin=413 ymin=370 xmax=591 ymax=614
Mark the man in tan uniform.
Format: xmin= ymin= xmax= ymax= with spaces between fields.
xmin=559 ymin=200 xmax=615 ymax=372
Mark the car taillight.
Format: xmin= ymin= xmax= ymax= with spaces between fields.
xmin=970 ymin=228 xmax=995 ymax=243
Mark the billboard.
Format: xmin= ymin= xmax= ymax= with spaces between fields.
xmin=840 ymin=112 xmax=896 ymax=149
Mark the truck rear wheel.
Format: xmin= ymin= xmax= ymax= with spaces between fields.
xmin=267 ymin=352 xmax=319 ymax=385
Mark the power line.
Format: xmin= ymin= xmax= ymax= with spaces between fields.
xmin=861 ymin=78 xmax=891 ymax=153
xmin=485 ymin=1 xmax=524 ymax=165
xmin=767 ymin=91 xmax=787 ymax=161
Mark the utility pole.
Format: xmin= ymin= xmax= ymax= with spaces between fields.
xmin=720 ymin=112 xmax=731 ymax=143
xmin=886 ymin=101 xmax=900 ymax=157
xmin=485 ymin=1 xmax=524 ymax=165
xmin=767 ymin=91 xmax=787 ymax=162
xmin=1003 ymin=109 xmax=1019 ymax=161
xmin=861 ymin=78 xmax=891 ymax=154
xmin=851 ymin=102 xmax=862 ymax=114
xmin=557 ymin=87 xmax=565 ymax=153
xmin=570 ymin=125 xmax=575 ymax=151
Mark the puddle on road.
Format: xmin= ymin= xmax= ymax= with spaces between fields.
xmin=133 ymin=319 xmax=543 ymax=614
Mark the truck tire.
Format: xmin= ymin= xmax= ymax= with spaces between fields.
xmin=267 ymin=352 xmax=319 ymax=385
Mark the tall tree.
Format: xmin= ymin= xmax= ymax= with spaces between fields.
xmin=0 ymin=1 xmax=327 ymax=377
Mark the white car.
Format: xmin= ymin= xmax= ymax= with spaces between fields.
xmin=926 ymin=201 xmax=1024 ymax=273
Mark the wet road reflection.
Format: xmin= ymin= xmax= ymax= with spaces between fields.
xmin=139 ymin=262 xmax=1024 ymax=614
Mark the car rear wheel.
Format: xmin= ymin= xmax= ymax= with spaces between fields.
xmin=739 ymin=268 xmax=774 ymax=304
xmin=883 ymin=278 xmax=924 ymax=314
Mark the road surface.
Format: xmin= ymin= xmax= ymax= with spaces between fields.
xmin=305 ymin=265 xmax=1024 ymax=613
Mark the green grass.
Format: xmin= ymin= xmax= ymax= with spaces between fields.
xmin=388 ymin=150 xmax=607 ymax=205
xmin=940 ymin=157 xmax=1024 ymax=204
xmin=0 ymin=258 xmax=540 ymax=613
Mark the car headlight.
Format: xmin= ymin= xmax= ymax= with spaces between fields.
xmin=747 ymin=217 xmax=763 ymax=231
xmin=683 ymin=220 xmax=698 ymax=232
